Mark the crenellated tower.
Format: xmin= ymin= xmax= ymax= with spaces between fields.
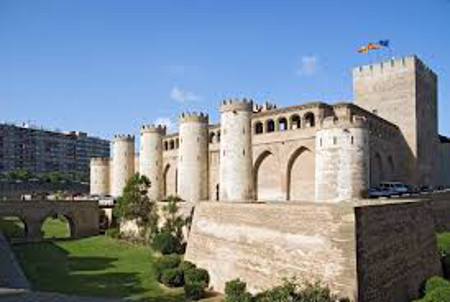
xmin=219 ymin=98 xmax=254 ymax=202
xmin=353 ymin=55 xmax=438 ymax=186
xmin=315 ymin=115 xmax=370 ymax=202
xmin=111 ymin=134 xmax=135 ymax=197
xmin=177 ymin=112 xmax=209 ymax=202
xmin=139 ymin=124 xmax=166 ymax=200
xmin=90 ymin=157 xmax=110 ymax=196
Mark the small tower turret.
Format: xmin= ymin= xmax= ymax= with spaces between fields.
xmin=219 ymin=98 xmax=254 ymax=201
xmin=177 ymin=112 xmax=209 ymax=202
xmin=315 ymin=115 xmax=369 ymax=202
xmin=111 ymin=134 xmax=135 ymax=197
xmin=139 ymin=124 xmax=166 ymax=200
xmin=90 ymin=157 xmax=110 ymax=196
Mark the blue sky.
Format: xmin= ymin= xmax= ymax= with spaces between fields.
xmin=1 ymin=0 xmax=449 ymax=139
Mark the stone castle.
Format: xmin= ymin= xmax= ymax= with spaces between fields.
xmin=90 ymin=55 xmax=450 ymax=301
xmin=90 ymin=55 xmax=450 ymax=202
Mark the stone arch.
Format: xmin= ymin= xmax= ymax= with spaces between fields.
xmin=0 ymin=215 xmax=28 ymax=238
xmin=278 ymin=117 xmax=288 ymax=131
xmin=266 ymin=119 xmax=275 ymax=133
xmin=175 ymin=138 xmax=179 ymax=148
xmin=164 ymin=141 xmax=169 ymax=151
xmin=217 ymin=131 xmax=221 ymax=143
xmin=254 ymin=150 xmax=283 ymax=201
xmin=254 ymin=121 xmax=264 ymax=134
xmin=209 ymin=132 xmax=216 ymax=144
xmin=387 ymin=155 xmax=395 ymax=180
xmin=39 ymin=213 xmax=75 ymax=238
xmin=287 ymin=147 xmax=315 ymax=201
xmin=290 ymin=114 xmax=301 ymax=129
xmin=371 ymin=152 xmax=384 ymax=186
xmin=163 ymin=164 xmax=177 ymax=197
xmin=304 ymin=112 xmax=315 ymax=127
xmin=169 ymin=140 xmax=175 ymax=150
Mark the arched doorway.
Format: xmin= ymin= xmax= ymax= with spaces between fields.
xmin=0 ymin=216 xmax=27 ymax=239
xmin=254 ymin=151 xmax=283 ymax=201
xmin=163 ymin=164 xmax=177 ymax=198
xmin=287 ymin=147 xmax=315 ymax=201
xmin=41 ymin=214 xmax=73 ymax=238
xmin=371 ymin=153 xmax=384 ymax=187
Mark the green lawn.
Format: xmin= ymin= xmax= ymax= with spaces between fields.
xmin=41 ymin=216 xmax=71 ymax=238
xmin=12 ymin=236 xmax=184 ymax=301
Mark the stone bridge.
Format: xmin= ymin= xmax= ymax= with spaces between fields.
xmin=0 ymin=200 xmax=99 ymax=240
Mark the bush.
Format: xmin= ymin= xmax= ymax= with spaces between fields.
xmin=185 ymin=267 xmax=210 ymax=287
xmin=105 ymin=228 xmax=120 ymax=239
xmin=225 ymin=279 xmax=252 ymax=302
xmin=184 ymin=281 xmax=206 ymax=301
xmin=161 ymin=267 xmax=184 ymax=287
xmin=180 ymin=261 xmax=197 ymax=272
xmin=416 ymin=286 xmax=450 ymax=302
xmin=152 ymin=231 xmax=183 ymax=254
xmin=425 ymin=276 xmax=450 ymax=293
xmin=154 ymin=254 xmax=181 ymax=281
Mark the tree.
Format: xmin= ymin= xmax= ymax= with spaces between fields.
xmin=114 ymin=173 xmax=158 ymax=239
xmin=161 ymin=195 xmax=185 ymax=240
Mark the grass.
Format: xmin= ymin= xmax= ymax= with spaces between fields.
xmin=12 ymin=236 xmax=184 ymax=301
xmin=0 ymin=216 xmax=26 ymax=238
xmin=41 ymin=216 xmax=71 ymax=238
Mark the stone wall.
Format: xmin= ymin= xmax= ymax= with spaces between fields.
xmin=355 ymin=200 xmax=442 ymax=302
xmin=185 ymin=202 xmax=357 ymax=298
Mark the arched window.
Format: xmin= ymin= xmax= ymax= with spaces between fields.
xmin=290 ymin=115 xmax=301 ymax=130
xmin=217 ymin=131 xmax=221 ymax=142
xmin=304 ymin=112 xmax=315 ymax=127
xmin=209 ymin=132 xmax=216 ymax=143
xmin=175 ymin=138 xmax=179 ymax=148
xmin=278 ymin=117 xmax=288 ymax=131
xmin=255 ymin=122 xmax=263 ymax=134
xmin=169 ymin=140 xmax=175 ymax=150
xmin=164 ymin=141 xmax=169 ymax=151
xmin=266 ymin=119 xmax=275 ymax=133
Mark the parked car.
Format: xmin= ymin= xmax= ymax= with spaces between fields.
xmin=380 ymin=182 xmax=411 ymax=196
xmin=367 ymin=187 xmax=393 ymax=198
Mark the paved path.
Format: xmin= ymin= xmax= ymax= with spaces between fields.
xmin=0 ymin=233 xmax=29 ymax=289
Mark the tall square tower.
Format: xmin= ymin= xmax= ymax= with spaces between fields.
xmin=353 ymin=55 xmax=438 ymax=186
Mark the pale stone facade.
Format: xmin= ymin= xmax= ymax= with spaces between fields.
xmin=93 ymin=55 xmax=450 ymax=202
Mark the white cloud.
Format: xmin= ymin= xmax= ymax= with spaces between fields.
xmin=295 ymin=55 xmax=319 ymax=77
xmin=154 ymin=117 xmax=175 ymax=131
xmin=170 ymin=86 xmax=202 ymax=104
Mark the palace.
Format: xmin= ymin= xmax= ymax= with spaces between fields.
xmin=90 ymin=55 xmax=450 ymax=202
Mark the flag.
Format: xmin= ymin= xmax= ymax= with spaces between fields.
xmin=379 ymin=40 xmax=390 ymax=47
xmin=357 ymin=46 xmax=369 ymax=53
xmin=367 ymin=43 xmax=381 ymax=50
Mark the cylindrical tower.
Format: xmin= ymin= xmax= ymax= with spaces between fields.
xmin=177 ymin=112 xmax=209 ymax=202
xmin=315 ymin=116 xmax=369 ymax=202
xmin=139 ymin=124 xmax=166 ymax=200
xmin=111 ymin=134 xmax=135 ymax=197
xmin=90 ymin=157 xmax=110 ymax=196
xmin=219 ymin=98 xmax=254 ymax=201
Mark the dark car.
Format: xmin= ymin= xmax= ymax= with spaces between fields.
xmin=367 ymin=187 xmax=393 ymax=199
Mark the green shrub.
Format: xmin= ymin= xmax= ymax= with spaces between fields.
xmin=154 ymin=254 xmax=181 ymax=281
xmin=180 ymin=261 xmax=197 ymax=272
xmin=415 ymin=286 xmax=450 ymax=302
xmin=425 ymin=276 xmax=450 ymax=293
xmin=184 ymin=281 xmax=206 ymax=301
xmin=185 ymin=267 xmax=210 ymax=287
xmin=105 ymin=228 xmax=120 ymax=239
xmin=161 ymin=267 xmax=184 ymax=287
xmin=152 ymin=231 xmax=182 ymax=254
xmin=225 ymin=279 xmax=253 ymax=302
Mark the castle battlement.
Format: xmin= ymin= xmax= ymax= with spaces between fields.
xmin=113 ymin=134 xmax=135 ymax=141
xmin=140 ymin=124 xmax=167 ymax=135
xmin=90 ymin=157 xmax=111 ymax=165
xmin=320 ymin=114 xmax=367 ymax=129
xmin=180 ymin=112 xmax=209 ymax=123
xmin=221 ymin=98 xmax=254 ymax=112
xmin=352 ymin=55 xmax=419 ymax=78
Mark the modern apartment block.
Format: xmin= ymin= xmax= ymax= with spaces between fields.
xmin=0 ymin=123 xmax=110 ymax=181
